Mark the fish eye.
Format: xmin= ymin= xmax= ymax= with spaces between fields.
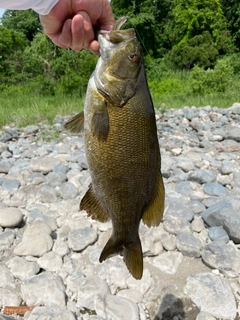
xmin=128 ymin=53 xmax=138 ymax=62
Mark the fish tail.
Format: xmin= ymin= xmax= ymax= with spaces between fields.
xmin=99 ymin=235 xmax=143 ymax=280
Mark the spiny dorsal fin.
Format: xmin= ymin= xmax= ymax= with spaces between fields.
xmin=142 ymin=171 xmax=165 ymax=227
xmin=64 ymin=111 xmax=84 ymax=133
xmin=80 ymin=184 xmax=109 ymax=223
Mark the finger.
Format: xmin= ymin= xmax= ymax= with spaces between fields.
xmin=70 ymin=14 xmax=85 ymax=51
xmin=89 ymin=40 xmax=100 ymax=55
xmin=51 ymin=19 xmax=72 ymax=49
xmin=73 ymin=11 xmax=95 ymax=52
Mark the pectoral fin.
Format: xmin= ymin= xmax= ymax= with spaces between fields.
xmin=80 ymin=184 xmax=109 ymax=223
xmin=91 ymin=107 xmax=109 ymax=141
xmin=64 ymin=111 xmax=84 ymax=133
xmin=142 ymin=172 xmax=165 ymax=227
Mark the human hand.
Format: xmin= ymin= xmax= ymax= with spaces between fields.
xmin=40 ymin=0 xmax=114 ymax=54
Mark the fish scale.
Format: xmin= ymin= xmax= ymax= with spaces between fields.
xmin=64 ymin=17 xmax=165 ymax=279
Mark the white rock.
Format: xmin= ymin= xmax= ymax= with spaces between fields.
xmin=0 ymin=266 xmax=15 ymax=288
xmin=77 ymin=276 xmax=110 ymax=310
xmin=52 ymin=239 xmax=69 ymax=256
xmin=196 ymin=311 xmax=217 ymax=320
xmin=95 ymin=293 xmax=139 ymax=320
xmin=0 ymin=288 xmax=21 ymax=307
xmin=116 ymin=288 xmax=143 ymax=303
xmin=184 ymin=273 xmax=237 ymax=319
xmin=21 ymin=272 xmax=66 ymax=307
xmin=27 ymin=306 xmax=76 ymax=320
xmin=0 ymin=207 xmax=23 ymax=228
xmin=37 ymin=252 xmax=63 ymax=272
xmin=153 ymin=252 xmax=183 ymax=274
xmin=14 ymin=234 xmax=53 ymax=256
xmin=68 ymin=227 xmax=98 ymax=251
xmin=6 ymin=256 xmax=40 ymax=281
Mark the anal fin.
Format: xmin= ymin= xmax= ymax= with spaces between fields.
xmin=64 ymin=111 xmax=84 ymax=133
xmin=142 ymin=171 xmax=165 ymax=227
xmin=80 ymin=184 xmax=109 ymax=223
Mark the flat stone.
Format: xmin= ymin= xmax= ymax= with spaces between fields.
xmin=163 ymin=217 xmax=191 ymax=234
xmin=176 ymin=232 xmax=202 ymax=258
xmin=37 ymin=252 xmax=63 ymax=272
xmin=0 ymin=159 xmax=13 ymax=173
xmin=202 ymin=242 xmax=240 ymax=277
xmin=0 ymin=288 xmax=21 ymax=308
xmin=1 ymin=179 xmax=21 ymax=193
xmin=36 ymin=185 xmax=58 ymax=203
xmin=0 ymin=266 xmax=15 ymax=288
xmin=202 ymin=200 xmax=240 ymax=243
xmin=0 ymin=207 xmax=23 ymax=228
xmin=153 ymin=252 xmax=183 ymax=274
xmin=6 ymin=257 xmax=40 ymax=281
xmin=30 ymin=156 xmax=63 ymax=174
xmin=21 ymin=272 xmax=66 ymax=307
xmin=188 ymin=170 xmax=216 ymax=184
xmin=160 ymin=233 xmax=177 ymax=251
xmin=95 ymin=293 xmax=139 ymax=320
xmin=184 ymin=273 xmax=237 ymax=319
xmin=208 ymin=226 xmax=229 ymax=243
xmin=24 ymin=125 xmax=39 ymax=135
xmin=59 ymin=182 xmax=79 ymax=200
xmin=27 ymin=306 xmax=76 ymax=320
xmin=77 ymin=276 xmax=110 ymax=310
xmin=196 ymin=312 xmax=216 ymax=320
xmin=68 ymin=227 xmax=97 ymax=251
xmin=164 ymin=198 xmax=194 ymax=221
xmin=0 ymin=231 xmax=15 ymax=250
xmin=203 ymin=182 xmax=228 ymax=196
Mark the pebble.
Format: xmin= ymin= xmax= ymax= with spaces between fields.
xmin=0 ymin=104 xmax=239 ymax=320
xmin=0 ymin=207 xmax=23 ymax=228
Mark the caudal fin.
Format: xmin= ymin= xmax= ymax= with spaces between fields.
xmin=99 ymin=236 xmax=143 ymax=280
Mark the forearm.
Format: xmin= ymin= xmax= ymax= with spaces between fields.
xmin=0 ymin=0 xmax=58 ymax=14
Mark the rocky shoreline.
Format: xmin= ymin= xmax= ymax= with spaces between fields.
xmin=0 ymin=103 xmax=240 ymax=320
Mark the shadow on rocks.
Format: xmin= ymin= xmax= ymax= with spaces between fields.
xmin=154 ymin=293 xmax=185 ymax=320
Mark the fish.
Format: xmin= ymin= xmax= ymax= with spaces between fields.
xmin=64 ymin=16 xmax=165 ymax=279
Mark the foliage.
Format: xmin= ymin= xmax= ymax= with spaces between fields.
xmin=166 ymin=0 xmax=234 ymax=69
xmin=189 ymin=58 xmax=234 ymax=94
xmin=1 ymin=10 xmax=41 ymax=41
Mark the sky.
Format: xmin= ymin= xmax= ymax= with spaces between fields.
xmin=0 ymin=8 xmax=4 ymax=18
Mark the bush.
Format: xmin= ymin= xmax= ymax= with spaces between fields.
xmin=189 ymin=58 xmax=234 ymax=94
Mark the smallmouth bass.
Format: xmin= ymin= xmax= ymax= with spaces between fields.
xmin=65 ymin=17 xmax=165 ymax=279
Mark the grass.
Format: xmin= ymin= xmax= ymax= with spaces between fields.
xmin=0 ymin=93 xmax=84 ymax=128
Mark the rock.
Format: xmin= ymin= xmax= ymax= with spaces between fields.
xmin=208 ymin=226 xmax=229 ymax=243
xmin=14 ymin=222 xmax=53 ymax=256
xmin=176 ymin=232 xmax=202 ymax=258
xmin=46 ymin=171 xmax=67 ymax=187
xmin=0 ymin=231 xmax=15 ymax=250
xmin=95 ymin=293 xmax=139 ymax=320
xmin=0 ymin=266 xmax=15 ymax=288
xmin=223 ymin=125 xmax=240 ymax=142
xmin=163 ymin=217 xmax=191 ymax=235
xmin=191 ymin=216 xmax=205 ymax=233
xmin=24 ymin=125 xmax=39 ymax=135
xmin=27 ymin=306 xmax=76 ymax=320
xmin=0 ymin=288 xmax=21 ymax=308
xmin=116 ymin=288 xmax=143 ymax=303
xmin=0 ymin=159 xmax=13 ymax=173
xmin=6 ymin=257 xmax=40 ymax=281
xmin=188 ymin=170 xmax=216 ymax=184
xmin=36 ymin=185 xmax=58 ymax=203
xmin=203 ymin=182 xmax=228 ymax=196
xmin=68 ymin=227 xmax=98 ymax=251
xmin=1 ymin=179 xmax=21 ymax=193
xmin=59 ymin=182 xmax=79 ymax=200
xmin=202 ymin=200 xmax=240 ymax=243
xmin=21 ymin=272 xmax=66 ymax=307
xmin=30 ymin=156 xmax=63 ymax=174
xmin=160 ymin=233 xmax=177 ymax=251
xmin=202 ymin=242 xmax=240 ymax=277
xmin=164 ymin=198 xmax=194 ymax=221
xmin=77 ymin=276 xmax=110 ymax=310
xmin=153 ymin=252 xmax=183 ymax=274
xmin=37 ymin=252 xmax=63 ymax=272
xmin=196 ymin=312 xmax=216 ymax=320
xmin=184 ymin=273 xmax=237 ymax=319
xmin=0 ymin=207 xmax=23 ymax=228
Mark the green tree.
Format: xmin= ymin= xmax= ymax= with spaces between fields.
xmin=111 ymin=0 xmax=172 ymax=57
xmin=1 ymin=10 xmax=41 ymax=41
xmin=166 ymin=0 xmax=233 ymax=69
xmin=0 ymin=26 xmax=27 ymax=85
xmin=220 ymin=0 xmax=240 ymax=50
